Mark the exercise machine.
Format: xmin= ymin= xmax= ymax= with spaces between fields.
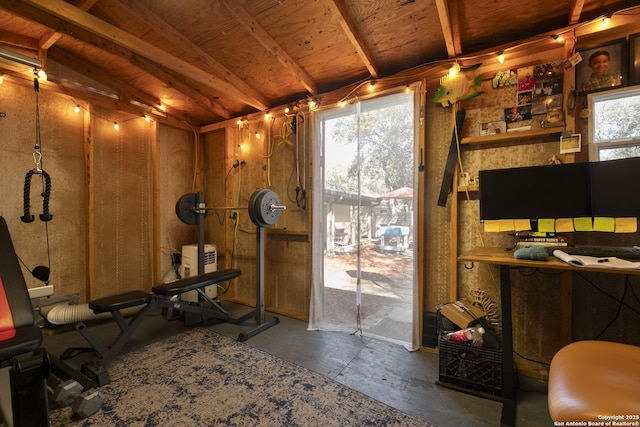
xmin=62 ymin=189 xmax=285 ymax=386
xmin=0 ymin=216 xmax=50 ymax=427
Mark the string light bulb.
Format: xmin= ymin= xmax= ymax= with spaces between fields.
xmin=144 ymin=115 xmax=150 ymax=123
xmin=449 ymin=62 xmax=461 ymax=77
xmin=497 ymin=51 xmax=505 ymax=64
xmin=255 ymin=131 xmax=261 ymax=139
xmin=551 ymin=34 xmax=564 ymax=43
xmin=74 ymin=104 xmax=80 ymax=113
xmin=308 ymin=99 xmax=317 ymax=110
xmin=158 ymin=104 xmax=166 ymax=112
xmin=601 ymin=13 xmax=611 ymax=29
xmin=0 ymin=74 xmax=3 ymax=84
xmin=113 ymin=122 xmax=119 ymax=131
xmin=34 ymin=68 xmax=47 ymax=80
xmin=368 ymin=81 xmax=376 ymax=92
xmin=264 ymin=111 xmax=271 ymax=121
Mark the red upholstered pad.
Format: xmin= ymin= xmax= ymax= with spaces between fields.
xmin=548 ymin=340 xmax=640 ymax=422
xmin=0 ymin=276 xmax=17 ymax=342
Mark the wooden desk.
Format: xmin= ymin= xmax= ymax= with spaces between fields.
xmin=458 ymin=247 xmax=640 ymax=427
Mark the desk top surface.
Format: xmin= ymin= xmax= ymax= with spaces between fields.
xmin=459 ymin=246 xmax=640 ymax=275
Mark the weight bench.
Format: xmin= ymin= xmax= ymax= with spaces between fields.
xmin=0 ymin=216 xmax=50 ymax=427
xmin=69 ymin=269 xmax=242 ymax=386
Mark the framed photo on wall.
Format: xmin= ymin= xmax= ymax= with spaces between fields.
xmin=575 ymin=39 xmax=628 ymax=94
xmin=630 ymin=33 xmax=640 ymax=85
xmin=560 ymin=134 xmax=581 ymax=154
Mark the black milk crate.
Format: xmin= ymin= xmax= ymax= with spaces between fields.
xmin=437 ymin=337 xmax=503 ymax=401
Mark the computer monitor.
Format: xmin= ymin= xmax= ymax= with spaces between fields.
xmin=590 ymin=156 xmax=640 ymax=217
xmin=479 ymin=162 xmax=592 ymax=221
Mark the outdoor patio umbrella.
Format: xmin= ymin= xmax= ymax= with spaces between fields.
xmin=378 ymin=187 xmax=413 ymax=199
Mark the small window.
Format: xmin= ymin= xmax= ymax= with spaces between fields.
xmin=588 ymin=86 xmax=640 ymax=161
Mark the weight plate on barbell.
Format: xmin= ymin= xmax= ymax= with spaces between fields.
xmin=248 ymin=189 xmax=283 ymax=228
xmin=257 ymin=190 xmax=282 ymax=227
xmin=175 ymin=193 xmax=198 ymax=225
xmin=248 ymin=188 xmax=270 ymax=228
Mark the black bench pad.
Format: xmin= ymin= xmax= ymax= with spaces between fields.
xmin=89 ymin=290 xmax=153 ymax=314
xmin=152 ymin=269 xmax=241 ymax=296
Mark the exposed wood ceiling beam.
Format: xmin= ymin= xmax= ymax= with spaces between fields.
xmin=114 ymin=0 xmax=265 ymax=114
xmin=130 ymin=54 xmax=232 ymax=120
xmin=40 ymin=0 xmax=95 ymax=54
xmin=569 ymin=0 xmax=585 ymax=25
xmin=3 ymin=71 xmax=192 ymax=130
xmin=71 ymin=0 xmax=99 ymax=10
xmin=434 ymin=0 xmax=457 ymax=58
xmin=47 ymin=47 xmax=196 ymax=125
xmin=447 ymin=0 xmax=463 ymax=57
xmin=11 ymin=0 xmax=269 ymax=111
xmin=324 ymin=0 xmax=379 ymax=78
xmin=0 ymin=29 xmax=39 ymax=50
xmin=220 ymin=0 xmax=317 ymax=94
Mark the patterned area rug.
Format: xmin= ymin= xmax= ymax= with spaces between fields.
xmin=49 ymin=328 xmax=434 ymax=426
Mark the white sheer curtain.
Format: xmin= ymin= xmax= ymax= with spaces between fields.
xmin=308 ymin=91 xmax=420 ymax=351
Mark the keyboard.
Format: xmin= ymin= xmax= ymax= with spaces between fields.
xmin=545 ymin=245 xmax=640 ymax=260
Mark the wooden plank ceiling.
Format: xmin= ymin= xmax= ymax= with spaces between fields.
xmin=0 ymin=0 xmax=639 ymax=129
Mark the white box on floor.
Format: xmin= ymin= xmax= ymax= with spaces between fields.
xmin=179 ymin=244 xmax=217 ymax=301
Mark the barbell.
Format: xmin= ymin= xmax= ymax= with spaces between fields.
xmin=176 ymin=189 xmax=286 ymax=228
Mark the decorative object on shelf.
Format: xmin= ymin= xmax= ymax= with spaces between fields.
xmin=559 ymin=134 xmax=581 ymax=154
xmin=479 ymin=120 xmax=506 ymax=136
xmin=492 ymin=69 xmax=517 ymax=88
xmin=504 ymin=105 xmax=532 ymax=122
xmin=432 ymin=63 xmax=483 ymax=107
xmin=546 ymin=106 xmax=564 ymax=124
xmin=517 ymin=65 xmax=536 ymax=91
xmin=576 ymin=39 xmax=628 ymax=94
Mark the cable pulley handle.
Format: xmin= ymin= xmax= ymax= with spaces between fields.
xmin=20 ymin=169 xmax=52 ymax=223
xmin=21 ymin=170 xmax=35 ymax=223
xmin=269 ymin=205 xmax=286 ymax=211
xmin=40 ymin=171 xmax=52 ymax=221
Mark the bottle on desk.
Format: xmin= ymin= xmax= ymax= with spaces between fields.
xmin=445 ymin=326 xmax=485 ymax=346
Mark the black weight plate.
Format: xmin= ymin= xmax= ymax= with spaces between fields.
xmin=248 ymin=189 xmax=270 ymax=227
xmin=175 ymin=193 xmax=198 ymax=225
xmin=257 ymin=190 xmax=282 ymax=227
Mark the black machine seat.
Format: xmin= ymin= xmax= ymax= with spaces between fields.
xmin=152 ymin=269 xmax=241 ymax=296
xmin=88 ymin=291 xmax=152 ymax=314
xmin=0 ymin=216 xmax=42 ymax=361
xmin=0 ymin=325 xmax=42 ymax=362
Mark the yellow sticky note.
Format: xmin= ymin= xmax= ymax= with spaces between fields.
xmin=484 ymin=220 xmax=500 ymax=233
xmin=537 ymin=218 xmax=555 ymax=233
xmin=593 ymin=217 xmax=615 ymax=232
xmin=615 ymin=217 xmax=638 ymax=233
xmin=555 ymin=218 xmax=575 ymax=233
xmin=574 ymin=217 xmax=593 ymax=231
xmin=514 ymin=219 xmax=531 ymax=231
xmin=498 ymin=219 xmax=515 ymax=232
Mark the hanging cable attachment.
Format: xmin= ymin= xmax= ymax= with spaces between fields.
xmin=21 ymin=149 xmax=52 ymax=223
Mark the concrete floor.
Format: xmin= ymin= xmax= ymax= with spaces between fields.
xmin=41 ymin=303 xmax=553 ymax=427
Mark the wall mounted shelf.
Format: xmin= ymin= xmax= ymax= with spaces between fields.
xmin=460 ymin=127 xmax=564 ymax=146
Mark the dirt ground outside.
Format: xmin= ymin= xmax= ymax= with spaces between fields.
xmin=323 ymin=245 xmax=414 ymax=343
